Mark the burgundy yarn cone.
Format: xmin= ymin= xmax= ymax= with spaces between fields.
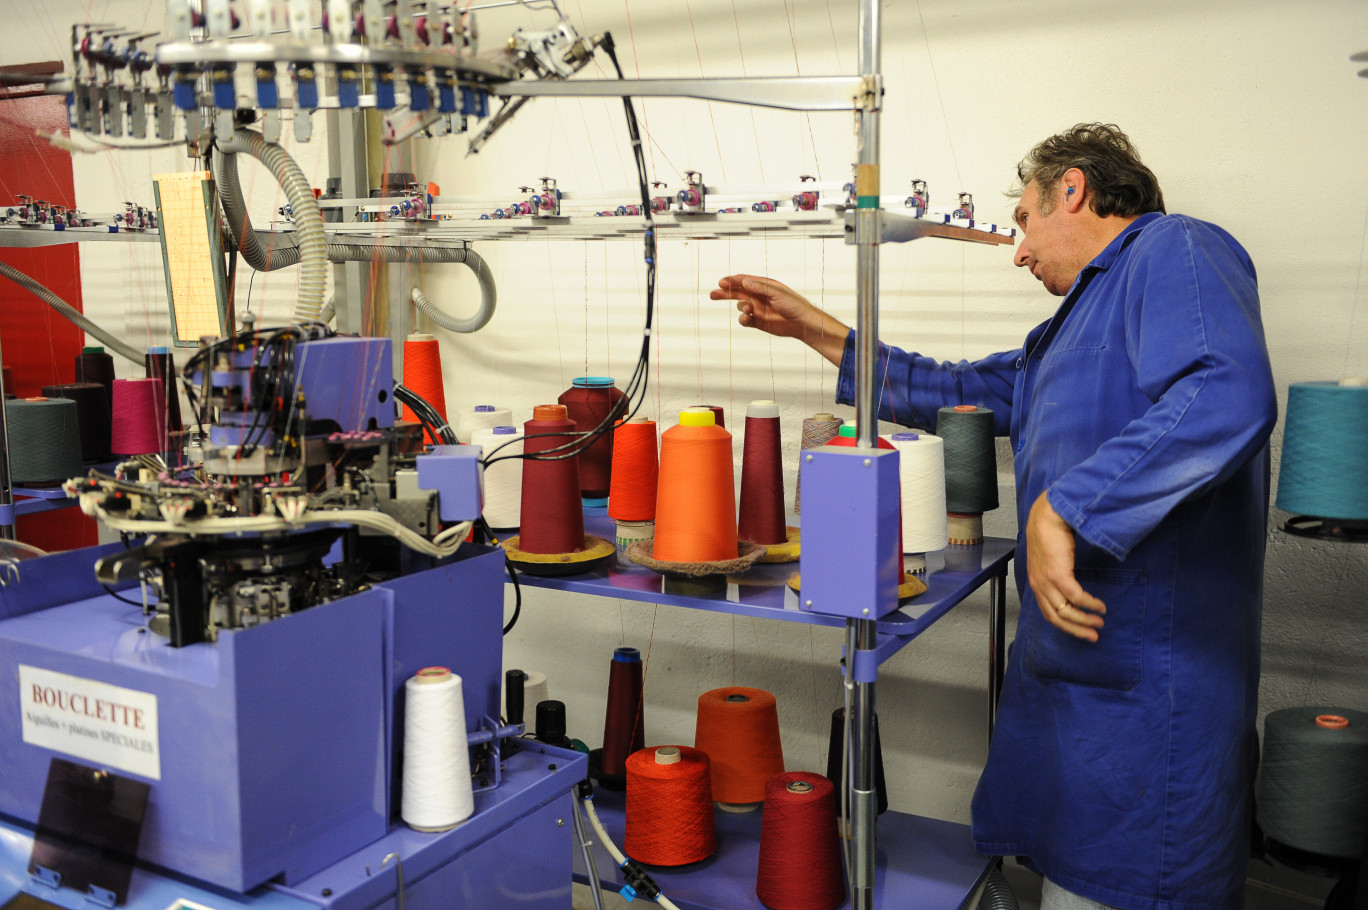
xmin=558 ymin=377 xmax=624 ymax=499
xmin=739 ymin=400 xmax=786 ymax=544
xmin=600 ymin=647 xmax=645 ymax=777
xmin=519 ymin=404 xmax=585 ymax=553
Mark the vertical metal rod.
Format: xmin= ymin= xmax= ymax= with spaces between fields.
xmin=988 ymin=572 xmax=1007 ymax=740
xmin=570 ymin=796 xmax=606 ymax=910
xmin=853 ymin=0 xmax=881 ymax=450
xmin=325 ymin=107 xmax=372 ymax=337
xmin=850 ymin=0 xmax=881 ymax=908
xmin=0 ymin=332 xmax=14 ymax=541
xmin=848 ymin=617 xmax=878 ymax=910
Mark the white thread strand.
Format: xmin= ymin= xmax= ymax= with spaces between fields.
xmin=402 ymin=669 xmax=474 ymax=831
xmin=473 ymin=427 xmax=524 ymax=530
xmin=891 ymin=434 xmax=948 ymax=553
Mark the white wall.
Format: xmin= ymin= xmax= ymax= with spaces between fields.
xmin=4 ymin=0 xmax=1366 ymax=834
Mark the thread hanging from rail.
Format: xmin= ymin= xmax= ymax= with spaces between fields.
xmin=400 ymin=667 xmax=474 ymax=832
xmin=694 ymin=686 xmax=785 ymax=809
xmin=624 ymin=746 xmax=717 ymax=866
xmin=1257 ymin=706 xmax=1368 ymax=858
xmin=755 ymin=772 xmax=845 ymax=910
xmin=739 ymin=399 xmax=787 ymax=545
xmin=5 ymin=398 xmax=83 ymax=484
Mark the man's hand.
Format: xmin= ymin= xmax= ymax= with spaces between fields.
xmin=1026 ymin=491 xmax=1106 ymax=641
xmin=710 ymin=274 xmax=849 ymax=367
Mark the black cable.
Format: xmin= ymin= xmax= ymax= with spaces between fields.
xmin=481 ymin=31 xmax=656 ymax=474
xmin=102 ymin=583 xmax=148 ymax=608
xmin=394 ymin=384 xmax=458 ymax=445
xmin=503 ymin=558 xmax=522 ymax=636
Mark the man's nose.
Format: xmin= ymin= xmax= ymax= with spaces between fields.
xmin=1014 ymin=239 xmax=1031 ymax=268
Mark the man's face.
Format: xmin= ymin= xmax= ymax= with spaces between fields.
xmin=1013 ymin=180 xmax=1075 ymax=297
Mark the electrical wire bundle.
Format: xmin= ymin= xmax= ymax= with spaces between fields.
xmin=479 ymin=31 xmax=655 ymax=480
xmin=180 ymin=320 xmax=336 ymax=462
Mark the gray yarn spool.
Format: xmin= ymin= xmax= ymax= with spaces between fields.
xmin=1257 ymin=706 xmax=1368 ymax=858
xmin=937 ymin=405 xmax=998 ymax=513
xmin=5 ymin=397 xmax=84 ymax=484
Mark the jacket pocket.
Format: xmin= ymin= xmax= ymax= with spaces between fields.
xmin=1025 ymin=567 xmax=1147 ymax=690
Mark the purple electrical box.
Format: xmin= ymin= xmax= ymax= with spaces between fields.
xmin=418 ymin=444 xmax=484 ymax=521
xmin=798 ymin=446 xmax=902 ymax=619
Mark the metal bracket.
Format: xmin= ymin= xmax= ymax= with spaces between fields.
xmin=855 ymin=74 xmax=881 ymax=111
xmin=31 ymin=865 xmax=61 ymax=889
xmin=86 ymin=884 xmax=116 ymax=908
xmin=465 ymin=714 xmax=524 ymax=792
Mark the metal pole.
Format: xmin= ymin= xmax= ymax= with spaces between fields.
xmin=988 ymin=572 xmax=1006 ymax=740
xmin=849 ymin=2 xmax=881 ymax=907
xmin=0 ymin=332 xmax=14 ymax=541
xmin=326 ymin=107 xmax=371 ymax=337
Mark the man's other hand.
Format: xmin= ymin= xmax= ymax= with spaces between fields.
xmin=1026 ymin=491 xmax=1107 ymax=641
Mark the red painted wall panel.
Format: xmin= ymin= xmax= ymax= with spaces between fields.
xmin=0 ymin=90 xmax=97 ymax=550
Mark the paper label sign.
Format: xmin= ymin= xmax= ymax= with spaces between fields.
xmin=20 ymin=665 xmax=161 ymax=780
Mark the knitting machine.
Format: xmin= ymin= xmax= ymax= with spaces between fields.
xmin=0 ymin=320 xmax=587 ymax=910
xmin=63 ymin=320 xmax=481 ymax=648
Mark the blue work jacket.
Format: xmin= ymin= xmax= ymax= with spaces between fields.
xmin=835 ymin=213 xmax=1277 ymax=909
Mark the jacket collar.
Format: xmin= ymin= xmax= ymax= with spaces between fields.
xmin=1082 ymin=211 xmax=1164 ymax=275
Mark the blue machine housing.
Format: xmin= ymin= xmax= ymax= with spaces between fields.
xmin=202 ymin=336 xmax=395 ymax=443
xmin=0 ymin=541 xmax=575 ymax=905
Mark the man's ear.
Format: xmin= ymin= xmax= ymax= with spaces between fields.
xmin=1061 ymin=167 xmax=1086 ymax=213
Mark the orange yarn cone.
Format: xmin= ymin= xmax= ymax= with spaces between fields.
xmin=694 ymin=687 xmax=784 ymax=806
xmin=401 ymin=334 xmax=447 ymax=443
xmin=652 ymin=408 xmax=736 ymax=563
xmin=608 ymin=417 xmax=658 ymax=521
xmin=624 ymin=746 xmax=717 ymax=866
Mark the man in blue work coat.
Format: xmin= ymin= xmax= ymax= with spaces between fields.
xmin=713 ymin=123 xmax=1276 ymax=910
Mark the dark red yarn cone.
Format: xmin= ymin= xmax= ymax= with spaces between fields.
xmin=519 ymin=404 xmax=584 ymax=553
